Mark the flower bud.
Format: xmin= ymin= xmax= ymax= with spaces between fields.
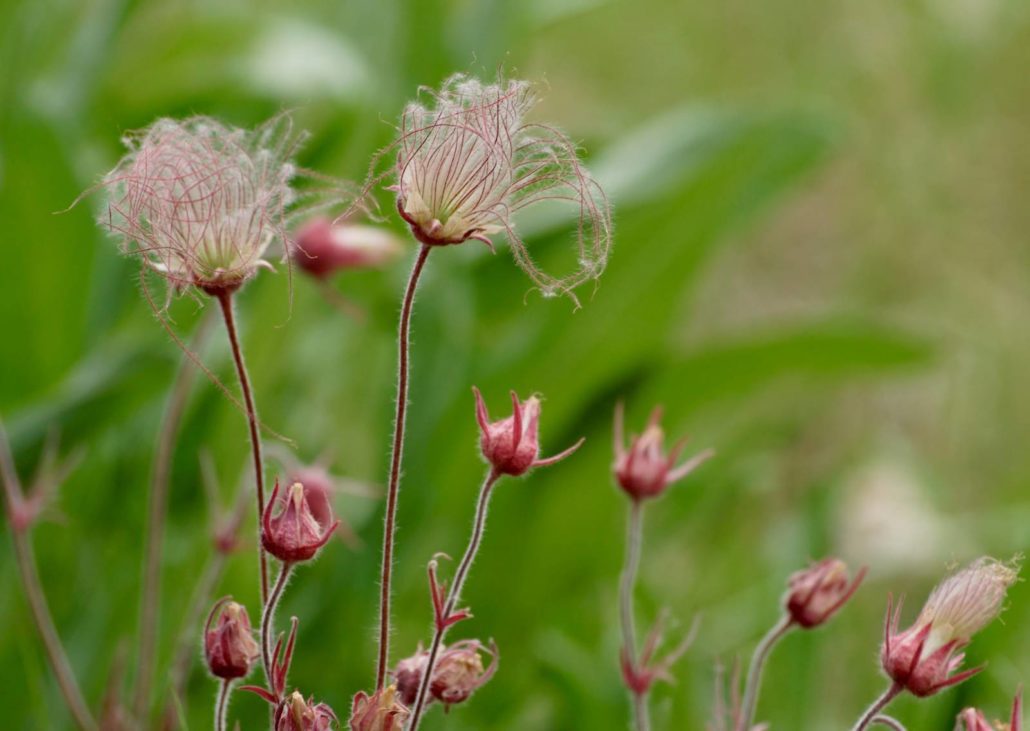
xmin=785 ymin=558 xmax=866 ymax=629
xmin=882 ymin=557 xmax=1019 ymax=697
xmin=204 ymin=598 xmax=260 ymax=679
xmin=473 ymin=387 xmax=582 ymax=477
xmin=429 ymin=639 xmax=498 ymax=707
xmin=613 ymin=403 xmax=712 ymax=502
xmin=956 ymin=690 xmax=1022 ymax=731
xmin=393 ymin=647 xmax=430 ymax=706
xmin=277 ymin=691 xmax=337 ymax=731
xmin=261 ymin=480 xmax=340 ymax=563
xmin=293 ymin=217 xmax=403 ymax=278
xmin=349 ymin=686 xmax=409 ymax=731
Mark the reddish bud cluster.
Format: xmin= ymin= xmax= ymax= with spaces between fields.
xmin=349 ymin=686 xmax=409 ymax=731
xmin=393 ymin=639 xmax=498 ymax=709
xmin=262 ymin=480 xmax=340 ymax=563
xmin=613 ymin=404 xmax=712 ymax=501
xmin=203 ymin=598 xmax=260 ymax=679
xmin=956 ymin=690 xmax=1022 ymax=731
xmin=785 ymin=558 xmax=866 ymax=629
xmin=277 ymin=691 xmax=338 ymax=731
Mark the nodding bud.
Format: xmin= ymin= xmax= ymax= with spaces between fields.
xmin=613 ymin=403 xmax=713 ymax=502
xmin=882 ymin=557 xmax=1019 ymax=697
xmin=204 ymin=598 xmax=260 ymax=679
xmin=956 ymin=690 xmax=1022 ymax=731
xmin=293 ymin=217 xmax=403 ymax=278
xmin=473 ymin=387 xmax=583 ymax=477
xmin=261 ymin=480 xmax=340 ymax=563
xmin=430 ymin=639 xmax=499 ymax=707
xmin=393 ymin=647 xmax=430 ymax=706
xmin=785 ymin=558 xmax=867 ymax=629
xmin=277 ymin=691 xmax=337 ymax=731
xmin=348 ymin=686 xmax=409 ymax=731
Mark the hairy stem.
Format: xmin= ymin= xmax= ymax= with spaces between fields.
xmin=134 ymin=313 xmax=212 ymax=722
xmin=262 ymin=563 xmax=292 ymax=687
xmin=407 ymin=469 xmax=501 ymax=730
xmin=735 ymin=614 xmax=794 ymax=731
xmin=375 ymin=244 xmax=432 ymax=690
xmin=851 ymin=684 xmax=903 ymax=731
xmin=871 ymin=715 xmax=907 ymax=731
xmin=215 ymin=678 xmax=232 ymax=731
xmin=620 ymin=500 xmax=649 ymax=731
xmin=215 ymin=291 xmax=269 ymax=603
xmin=0 ymin=423 xmax=97 ymax=731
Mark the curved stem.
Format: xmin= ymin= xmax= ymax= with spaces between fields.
xmin=735 ymin=614 xmax=794 ymax=731
xmin=0 ymin=424 xmax=97 ymax=731
xmin=375 ymin=244 xmax=432 ymax=690
xmin=407 ymin=469 xmax=500 ymax=730
xmin=871 ymin=715 xmax=907 ymax=731
xmin=215 ymin=291 xmax=269 ymax=603
xmin=134 ymin=313 xmax=212 ymax=722
xmin=851 ymin=684 xmax=903 ymax=731
xmin=619 ymin=500 xmax=649 ymax=731
xmin=262 ymin=563 xmax=292 ymax=686
xmin=215 ymin=678 xmax=232 ymax=731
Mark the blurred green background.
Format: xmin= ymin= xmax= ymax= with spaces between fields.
xmin=2 ymin=0 xmax=1030 ymax=728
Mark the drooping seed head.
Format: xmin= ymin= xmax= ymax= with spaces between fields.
xmin=261 ymin=480 xmax=340 ymax=563
xmin=392 ymin=74 xmax=611 ymax=303
xmin=429 ymin=639 xmax=498 ymax=708
xmin=293 ymin=217 xmax=403 ymax=278
xmin=785 ymin=558 xmax=867 ymax=629
xmin=348 ymin=686 xmax=409 ymax=731
xmin=98 ymin=115 xmax=304 ymax=296
xmin=276 ymin=691 xmax=338 ymax=731
xmin=882 ymin=557 xmax=1019 ymax=697
xmin=203 ymin=597 xmax=260 ymax=679
xmin=473 ymin=386 xmax=583 ymax=477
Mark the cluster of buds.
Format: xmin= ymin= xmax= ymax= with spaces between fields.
xmin=204 ymin=598 xmax=260 ymax=679
xmin=882 ymin=557 xmax=1019 ymax=697
xmin=613 ymin=404 xmax=713 ymax=502
xmin=473 ymin=387 xmax=583 ymax=477
xmin=785 ymin=558 xmax=867 ymax=629
xmin=292 ymin=217 xmax=402 ymax=278
xmin=262 ymin=480 xmax=340 ymax=563
xmin=957 ymin=690 xmax=1022 ymax=731
xmin=277 ymin=691 xmax=338 ymax=731
xmin=393 ymin=639 xmax=498 ymax=709
xmin=349 ymin=686 xmax=409 ymax=731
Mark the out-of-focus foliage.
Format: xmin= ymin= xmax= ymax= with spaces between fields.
xmin=1 ymin=0 xmax=1029 ymax=729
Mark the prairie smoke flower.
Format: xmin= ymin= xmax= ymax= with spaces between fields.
xmin=393 ymin=74 xmax=611 ymax=301
xmin=99 ymin=115 xmax=304 ymax=296
xmin=613 ymin=404 xmax=713 ymax=501
xmin=473 ymin=387 xmax=583 ymax=477
xmin=429 ymin=639 xmax=498 ymax=707
xmin=204 ymin=598 xmax=260 ymax=679
xmin=349 ymin=686 xmax=409 ymax=731
xmin=882 ymin=557 xmax=1019 ymax=697
xmin=277 ymin=691 xmax=338 ymax=731
xmin=293 ymin=217 xmax=403 ymax=278
xmin=956 ymin=690 xmax=1022 ymax=731
xmin=261 ymin=480 xmax=340 ymax=563
xmin=785 ymin=558 xmax=866 ymax=629
xmin=393 ymin=647 xmax=430 ymax=706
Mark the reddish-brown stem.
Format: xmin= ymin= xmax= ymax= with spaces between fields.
xmin=407 ymin=469 xmax=501 ymax=730
xmin=852 ymin=684 xmax=903 ymax=731
xmin=0 ymin=423 xmax=97 ymax=731
xmin=215 ymin=290 xmax=269 ymax=603
xmin=375 ymin=244 xmax=432 ymax=690
xmin=735 ymin=614 xmax=794 ymax=731
xmin=262 ymin=562 xmax=292 ymax=689
xmin=215 ymin=678 xmax=232 ymax=731
xmin=619 ymin=499 xmax=649 ymax=731
xmin=133 ymin=313 xmax=212 ymax=722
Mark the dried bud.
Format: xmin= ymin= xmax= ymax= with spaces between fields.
xmin=430 ymin=639 xmax=498 ymax=707
xmin=613 ymin=404 xmax=713 ymax=501
xmin=99 ymin=115 xmax=305 ymax=296
xmin=785 ymin=558 xmax=866 ymax=629
xmin=204 ymin=598 xmax=260 ymax=679
xmin=473 ymin=387 xmax=583 ymax=477
xmin=392 ymin=74 xmax=611 ymax=302
xmin=956 ymin=690 xmax=1022 ymax=731
xmin=393 ymin=647 xmax=430 ymax=706
xmin=293 ymin=217 xmax=403 ymax=278
xmin=261 ymin=480 xmax=340 ymax=563
xmin=277 ymin=691 xmax=338 ymax=731
xmin=349 ymin=686 xmax=409 ymax=731
xmin=883 ymin=557 xmax=1019 ymax=697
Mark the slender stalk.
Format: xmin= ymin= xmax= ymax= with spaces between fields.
xmin=407 ymin=469 xmax=501 ymax=730
xmin=851 ymin=684 xmax=902 ymax=731
xmin=215 ymin=679 xmax=232 ymax=731
xmin=619 ymin=499 xmax=650 ymax=731
xmin=133 ymin=313 xmax=212 ymax=722
xmin=735 ymin=614 xmax=794 ymax=731
xmin=215 ymin=290 xmax=269 ymax=603
xmin=376 ymin=244 xmax=432 ymax=690
xmin=0 ymin=424 xmax=97 ymax=731
xmin=871 ymin=715 xmax=907 ymax=731
xmin=262 ymin=562 xmax=292 ymax=685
